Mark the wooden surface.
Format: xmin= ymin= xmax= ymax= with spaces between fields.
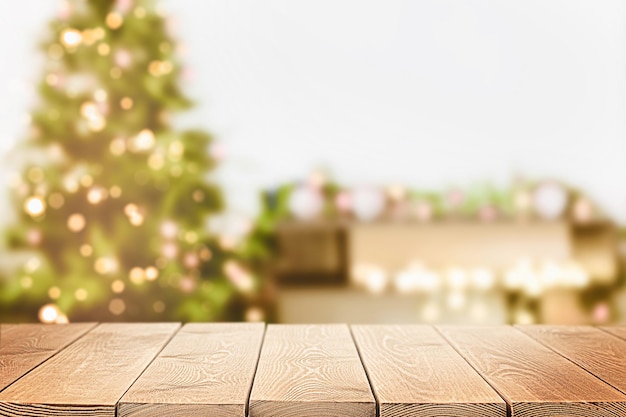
xmin=438 ymin=325 xmax=626 ymax=417
xmin=249 ymin=324 xmax=376 ymax=417
xmin=352 ymin=325 xmax=505 ymax=416
xmin=0 ymin=323 xmax=179 ymax=417
xmin=518 ymin=325 xmax=626 ymax=396
xmin=0 ymin=323 xmax=96 ymax=392
xmin=119 ymin=323 xmax=265 ymax=417
xmin=3 ymin=323 xmax=626 ymax=417
xmin=601 ymin=325 xmax=626 ymax=341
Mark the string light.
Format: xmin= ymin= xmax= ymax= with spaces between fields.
xmin=149 ymin=60 xmax=173 ymax=77
xmin=111 ymin=280 xmax=125 ymax=293
xmin=79 ymin=244 xmax=93 ymax=257
xmin=21 ymin=276 xmax=33 ymax=288
xmin=109 ymin=298 xmax=126 ymax=315
xmin=94 ymin=257 xmax=118 ymax=275
xmin=109 ymin=186 xmax=122 ymax=198
xmin=97 ymin=43 xmax=110 ymax=56
xmin=75 ymin=288 xmax=88 ymax=301
xmin=80 ymin=174 xmax=93 ymax=187
xmin=245 ymin=307 xmax=264 ymax=322
xmin=93 ymin=89 xmax=107 ymax=102
xmin=38 ymin=304 xmax=60 ymax=323
xmin=24 ymin=196 xmax=46 ymax=217
xmin=60 ymin=28 xmax=82 ymax=47
xmin=120 ymin=96 xmax=133 ymax=109
xmin=67 ymin=213 xmax=86 ymax=232
xmin=124 ymin=203 xmax=144 ymax=226
xmin=145 ymin=266 xmax=159 ymax=281
xmin=130 ymin=129 xmax=155 ymax=152
xmin=148 ymin=153 xmax=164 ymax=170
xmin=48 ymin=287 xmax=61 ymax=299
xmin=168 ymin=141 xmax=184 ymax=159
xmin=87 ymin=187 xmax=107 ymax=204
xmin=129 ymin=267 xmax=144 ymax=285
xmin=110 ymin=137 xmax=126 ymax=155
xmin=106 ymin=12 xmax=124 ymax=29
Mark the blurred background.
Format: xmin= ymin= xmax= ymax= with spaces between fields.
xmin=0 ymin=0 xmax=625 ymax=325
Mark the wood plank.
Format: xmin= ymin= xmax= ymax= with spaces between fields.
xmin=119 ymin=322 xmax=265 ymax=417
xmin=518 ymin=325 xmax=626 ymax=395
xmin=351 ymin=325 xmax=505 ymax=416
xmin=249 ymin=324 xmax=375 ymax=417
xmin=0 ymin=323 xmax=179 ymax=417
xmin=600 ymin=325 xmax=626 ymax=341
xmin=0 ymin=323 xmax=96 ymax=392
xmin=438 ymin=325 xmax=626 ymax=417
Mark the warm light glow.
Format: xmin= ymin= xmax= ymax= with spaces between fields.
xmin=131 ymin=129 xmax=155 ymax=152
xmin=87 ymin=187 xmax=107 ymax=204
xmin=168 ymin=141 xmax=184 ymax=158
xmin=48 ymin=192 xmax=65 ymax=209
xmin=120 ymin=96 xmax=133 ymax=109
xmin=67 ymin=213 xmax=86 ymax=232
xmin=134 ymin=7 xmax=146 ymax=18
xmin=129 ymin=267 xmax=145 ymax=285
xmin=245 ymin=307 xmax=265 ymax=322
xmin=106 ymin=11 xmax=124 ymax=29
xmin=60 ymin=28 xmax=82 ymax=47
xmin=39 ymin=304 xmax=60 ymax=323
xmin=110 ymin=137 xmax=126 ymax=155
xmin=109 ymin=298 xmax=126 ymax=315
xmin=149 ymin=60 xmax=173 ymax=77
xmin=148 ymin=153 xmax=164 ymax=170
xmin=48 ymin=286 xmax=61 ymax=300
xmin=111 ymin=280 xmax=125 ymax=293
xmin=94 ymin=89 xmax=107 ymax=102
xmin=75 ymin=288 xmax=88 ymax=301
xmin=145 ymin=266 xmax=159 ymax=281
xmin=97 ymin=43 xmax=110 ymax=56
xmin=109 ymin=186 xmax=122 ymax=198
xmin=153 ymin=301 xmax=165 ymax=313
xmin=94 ymin=257 xmax=118 ymax=275
xmin=24 ymin=196 xmax=46 ymax=217
xmin=79 ymin=244 xmax=92 ymax=257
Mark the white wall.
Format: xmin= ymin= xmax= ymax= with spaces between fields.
xmin=1 ymin=0 xmax=625 ymax=223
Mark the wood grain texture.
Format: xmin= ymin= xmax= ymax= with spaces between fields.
xmin=518 ymin=325 xmax=626 ymax=396
xmin=601 ymin=325 xmax=626 ymax=341
xmin=438 ymin=326 xmax=626 ymax=417
xmin=249 ymin=324 xmax=375 ymax=417
xmin=0 ymin=323 xmax=96 ymax=392
xmin=0 ymin=323 xmax=179 ymax=417
xmin=351 ymin=325 xmax=505 ymax=417
xmin=118 ymin=322 xmax=265 ymax=417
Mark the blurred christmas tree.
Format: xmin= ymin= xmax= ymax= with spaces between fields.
xmin=0 ymin=0 xmax=261 ymax=322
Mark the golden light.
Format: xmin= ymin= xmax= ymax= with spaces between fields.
xmin=80 ymin=174 xmax=93 ymax=187
xmin=93 ymin=27 xmax=105 ymax=40
xmin=120 ymin=97 xmax=133 ymax=109
xmin=148 ymin=153 xmax=164 ymax=170
xmin=94 ymin=89 xmax=107 ymax=102
xmin=168 ymin=141 xmax=184 ymax=158
xmin=149 ymin=60 xmax=173 ymax=77
xmin=80 ymin=244 xmax=93 ymax=257
xmin=75 ymin=288 xmax=88 ymax=301
xmin=27 ymin=166 xmax=44 ymax=183
xmin=245 ymin=307 xmax=265 ymax=322
xmin=110 ymin=137 xmax=126 ymax=155
xmin=21 ymin=276 xmax=33 ymax=288
xmin=81 ymin=29 xmax=97 ymax=45
xmin=64 ymin=177 xmax=79 ymax=193
xmin=134 ymin=6 xmax=146 ymax=18
xmin=94 ymin=257 xmax=118 ymax=275
xmin=24 ymin=196 xmax=46 ymax=217
xmin=106 ymin=11 xmax=124 ymax=29
xmin=184 ymin=231 xmax=198 ymax=244
xmin=109 ymin=185 xmax=122 ymax=198
xmin=109 ymin=298 xmax=126 ymax=315
xmin=48 ymin=192 xmax=65 ymax=209
xmin=145 ymin=266 xmax=159 ymax=281
xmin=111 ymin=280 xmax=125 ymax=293
xmin=192 ymin=190 xmax=204 ymax=202
xmin=48 ymin=286 xmax=61 ymax=300
xmin=87 ymin=187 xmax=107 ymax=204
xmin=97 ymin=43 xmax=110 ymax=56
xmin=60 ymin=28 xmax=82 ymax=47
xmin=46 ymin=73 xmax=59 ymax=86
xmin=24 ymin=257 xmax=41 ymax=273
xmin=131 ymin=129 xmax=155 ymax=152
xmin=110 ymin=67 xmax=122 ymax=79
xmin=38 ymin=304 xmax=60 ymax=323
xmin=67 ymin=213 xmax=86 ymax=232
xmin=129 ymin=267 xmax=145 ymax=285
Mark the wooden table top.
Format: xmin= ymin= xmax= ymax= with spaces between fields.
xmin=1 ymin=323 xmax=625 ymax=417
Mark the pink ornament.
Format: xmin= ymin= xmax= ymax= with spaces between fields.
xmin=335 ymin=191 xmax=352 ymax=212
xmin=27 ymin=228 xmax=42 ymax=246
xmin=183 ymin=252 xmax=199 ymax=269
xmin=114 ymin=49 xmax=132 ymax=69
xmin=592 ymin=303 xmax=610 ymax=323
xmin=413 ymin=200 xmax=433 ymax=222
xmin=479 ymin=205 xmax=498 ymax=222
xmin=179 ymin=276 xmax=196 ymax=293
xmin=116 ymin=0 xmax=133 ymax=13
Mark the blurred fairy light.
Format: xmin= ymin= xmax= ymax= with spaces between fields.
xmin=106 ymin=12 xmax=124 ymax=30
xmin=38 ymin=304 xmax=60 ymax=323
xmin=109 ymin=298 xmax=126 ymax=315
xmin=131 ymin=129 xmax=155 ymax=152
xmin=60 ymin=28 xmax=82 ymax=47
xmin=24 ymin=196 xmax=46 ymax=217
xmin=67 ymin=213 xmax=86 ymax=232
xmin=223 ymin=260 xmax=255 ymax=293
